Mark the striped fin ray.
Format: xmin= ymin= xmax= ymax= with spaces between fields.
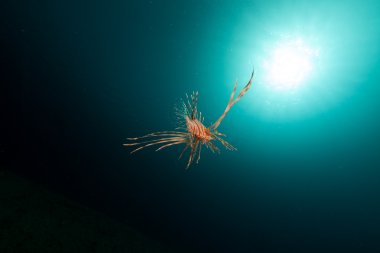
xmin=124 ymin=132 xmax=190 ymax=153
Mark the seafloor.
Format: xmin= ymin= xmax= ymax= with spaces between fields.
xmin=0 ymin=167 xmax=182 ymax=253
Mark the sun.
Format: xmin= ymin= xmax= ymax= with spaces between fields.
xmin=263 ymin=38 xmax=319 ymax=90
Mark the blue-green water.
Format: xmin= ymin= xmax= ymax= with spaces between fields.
xmin=3 ymin=0 xmax=380 ymax=252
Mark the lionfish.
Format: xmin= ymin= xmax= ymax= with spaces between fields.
xmin=124 ymin=70 xmax=254 ymax=169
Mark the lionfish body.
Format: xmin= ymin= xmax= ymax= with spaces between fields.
xmin=124 ymin=70 xmax=254 ymax=169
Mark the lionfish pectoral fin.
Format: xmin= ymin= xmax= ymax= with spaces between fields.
xmin=196 ymin=143 xmax=202 ymax=164
xmin=186 ymin=140 xmax=199 ymax=169
xmin=155 ymin=141 xmax=186 ymax=151
xmin=206 ymin=141 xmax=221 ymax=154
xmin=213 ymin=135 xmax=237 ymax=151
xmin=124 ymin=132 xmax=188 ymax=153
xmin=179 ymin=144 xmax=190 ymax=160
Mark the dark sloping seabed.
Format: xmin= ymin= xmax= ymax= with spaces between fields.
xmin=0 ymin=168 xmax=188 ymax=253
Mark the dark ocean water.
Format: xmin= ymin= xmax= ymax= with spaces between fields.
xmin=2 ymin=0 xmax=380 ymax=252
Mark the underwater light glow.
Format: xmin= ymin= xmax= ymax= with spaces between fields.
xmin=263 ymin=38 xmax=319 ymax=90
